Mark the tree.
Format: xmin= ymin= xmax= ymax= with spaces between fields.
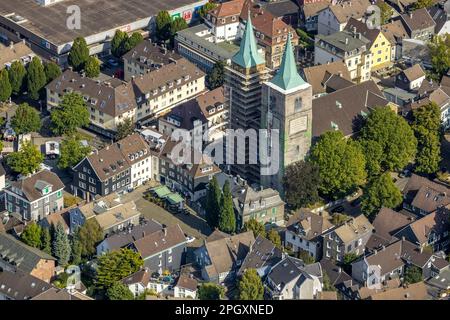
xmin=0 ymin=69 xmax=12 ymax=102
xmin=360 ymin=107 xmax=417 ymax=172
xmin=76 ymin=218 xmax=104 ymax=258
xmin=377 ymin=1 xmax=393 ymax=24
xmin=155 ymin=11 xmax=172 ymax=42
xmin=412 ymin=102 xmax=442 ymax=174
xmin=20 ymin=223 xmax=42 ymax=248
xmin=322 ymin=271 xmax=336 ymax=292
xmin=71 ymin=236 xmax=83 ymax=265
xmin=206 ymin=61 xmax=225 ymax=89
xmin=361 ymin=173 xmax=402 ymax=220
xmin=358 ymin=139 xmax=384 ymax=177
xmin=11 ymin=103 xmax=41 ymax=134
xmin=169 ymin=17 xmax=188 ymax=46
xmin=106 ymin=282 xmax=134 ymax=300
xmin=27 ymin=57 xmax=46 ymax=100
xmin=218 ymin=180 xmax=236 ymax=234
xmin=266 ymin=229 xmax=282 ymax=249
xmin=330 ymin=213 xmax=351 ymax=226
xmin=283 ymin=160 xmax=320 ymax=209
xmin=84 ymin=56 xmax=100 ymax=78
xmin=44 ymin=61 xmax=62 ymax=83
xmin=238 ymin=269 xmax=264 ymax=300
xmin=8 ymin=61 xmax=26 ymax=95
xmin=68 ymin=37 xmax=89 ymax=71
xmin=413 ymin=0 xmax=434 ymax=9
xmin=116 ymin=117 xmax=135 ymax=140
xmin=243 ymin=218 xmax=266 ymax=238
xmin=51 ymin=92 xmax=90 ymax=135
xmin=123 ymin=32 xmax=144 ymax=53
xmin=310 ymin=130 xmax=366 ymax=198
xmin=96 ymin=249 xmax=143 ymax=288
xmin=404 ymin=265 xmax=422 ymax=284
xmin=111 ymin=30 xmax=129 ymax=58
xmin=298 ymin=250 xmax=315 ymax=264
xmin=58 ymin=135 xmax=92 ymax=169
xmin=428 ymin=34 xmax=450 ymax=80
xmin=197 ymin=282 xmax=225 ymax=300
xmin=40 ymin=227 xmax=52 ymax=255
xmin=205 ymin=176 xmax=221 ymax=228
xmin=343 ymin=252 xmax=359 ymax=266
xmin=198 ymin=2 xmax=218 ymax=19
xmin=7 ymin=140 xmax=44 ymax=175
xmin=53 ymin=222 xmax=71 ymax=266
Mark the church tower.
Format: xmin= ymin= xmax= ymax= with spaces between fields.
xmin=260 ymin=34 xmax=312 ymax=193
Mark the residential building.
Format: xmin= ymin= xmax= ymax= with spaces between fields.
xmin=317 ymin=0 xmax=371 ymax=36
xmin=194 ymin=230 xmax=255 ymax=283
xmin=237 ymin=235 xmax=284 ymax=278
xmin=130 ymin=224 xmax=188 ymax=273
xmin=31 ymin=287 xmax=93 ymax=300
xmin=264 ymin=0 xmax=300 ymax=27
xmin=400 ymin=8 xmax=436 ymax=41
xmin=368 ymin=281 xmax=430 ymax=300
xmin=352 ymin=239 xmax=449 ymax=288
xmin=72 ymin=133 xmax=152 ymax=200
xmin=225 ymin=15 xmax=270 ymax=185
xmin=122 ymin=268 xmax=171 ymax=297
xmin=158 ymin=87 xmax=227 ymax=142
xmin=381 ymin=19 xmax=410 ymax=60
xmin=232 ymin=183 xmax=285 ymax=229
xmin=322 ymin=215 xmax=373 ymax=262
xmin=260 ymin=35 xmax=313 ymax=193
xmin=300 ymin=0 xmax=332 ymax=33
xmin=265 ymin=256 xmax=323 ymax=300
xmin=312 ymin=80 xmax=390 ymax=139
xmin=173 ymin=274 xmax=198 ymax=299
xmin=395 ymin=64 xmax=426 ymax=91
xmin=0 ymin=40 xmax=35 ymax=70
xmin=314 ymin=30 xmax=372 ymax=83
xmin=46 ymin=70 xmax=137 ymax=139
xmin=4 ymin=170 xmax=64 ymax=221
xmin=394 ymin=207 xmax=450 ymax=252
xmin=384 ymin=0 xmax=417 ymax=13
xmin=285 ymin=210 xmax=334 ymax=260
xmin=0 ymin=163 xmax=6 ymax=192
xmin=0 ymin=233 xmax=56 ymax=283
xmin=123 ymin=41 xmax=182 ymax=81
xmin=429 ymin=4 xmax=450 ymax=36
xmin=319 ymin=258 xmax=355 ymax=299
xmin=68 ymin=193 xmax=141 ymax=236
xmin=240 ymin=1 xmax=299 ymax=69
xmin=38 ymin=212 xmax=70 ymax=235
xmin=407 ymin=87 xmax=450 ymax=130
xmin=301 ymin=60 xmax=352 ymax=98
xmin=175 ymin=24 xmax=240 ymax=72
xmin=203 ymin=0 xmax=245 ymax=43
xmin=344 ymin=18 xmax=394 ymax=70
xmin=96 ymin=219 xmax=163 ymax=255
xmin=132 ymin=58 xmax=206 ymax=124
xmin=0 ymin=269 xmax=53 ymax=300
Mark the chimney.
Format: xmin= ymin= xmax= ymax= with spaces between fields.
xmin=402 ymin=236 xmax=405 ymax=241
xmin=9 ymin=41 xmax=13 ymax=49
xmin=163 ymin=228 xmax=167 ymax=236
xmin=409 ymin=12 xmax=413 ymax=19
xmin=374 ymin=249 xmax=378 ymax=254
xmin=345 ymin=38 xmax=349 ymax=45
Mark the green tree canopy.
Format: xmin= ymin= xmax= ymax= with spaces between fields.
xmin=116 ymin=117 xmax=135 ymax=140
xmin=7 ymin=140 xmax=44 ymax=175
xmin=44 ymin=61 xmax=62 ymax=83
xmin=156 ymin=11 xmax=172 ymax=42
xmin=358 ymin=139 xmax=384 ymax=177
xmin=238 ymin=268 xmax=264 ymax=300
xmin=218 ymin=180 xmax=236 ymax=234
xmin=413 ymin=0 xmax=434 ymax=9
xmin=206 ymin=61 xmax=225 ymax=89
xmin=169 ymin=17 xmax=188 ymax=46
xmin=106 ymin=282 xmax=134 ymax=300
xmin=53 ymin=222 xmax=71 ymax=266
xmin=197 ymin=282 xmax=225 ymax=300
xmin=96 ymin=249 xmax=143 ymax=288
xmin=11 ymin=103 xmax=41 ymax=134
xmin=8 ymin=61 xmax=27 ymax=95
xmin=76 ymin=218 xmax=104 ymax=258
xmin=428 ymin=34 xmax=450 ymax=80
xmin=0 ymin=69 xmax=12 ymax=102
xmin=310 ymin=130 xmax=366 ymax=198
xmin=343 ymin=252 xmax=359 ymax=266
xmin=412 ymin=102 xmax=442 ymax=174
xmin=360 ymin=107 xmax=417 ymax=172
xmin=377 ymin=0 xmax=393 ymax=24
xmin=40 ymin=227 xmax=52 ymax=255
xmin=298 ymin=250 xmax=315 ymax=265
xmin=111 ymin=30 xmax=129 ymax=58
xmin=71 ymin=236 xmax=83 ymax=265
xmin=27 ymin=57 xmax=46 ymax=100
xmin=404 ymin=265 xmax=422 ymax=284
xmin=266 ymin=229 xmax=282 ymax=249
xmin=198 ymin=2 xmax=218 ymax=18
xmin=361 ymin=173 xmax=403 ymax=220
xmin=322 ymin=271 xmax=336 ymax=292
xmin=123 ymin=32 xmax=144 ymax=53
xmin=205 ymin=176 xmax=221 ymax=228
xmin=84 ymin=56 xmax=101 ymax=78
xmin=283 ymin=160 xmax=320 ymax=209
xmin=243 ymin=218 xmax=266 ymax=238
xmin=51 ymin=92 xmax=90 ymax=135
xmin=20 ymin=222 xmax=42 ymax=248
xmin=58 ymin=135 xmax=92 ymax=169
xmin=69 ymin=37 xmax=90 ymax=71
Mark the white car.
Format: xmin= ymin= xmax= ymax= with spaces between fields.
xmin=186 ymin=236 xmax=195 ymax=244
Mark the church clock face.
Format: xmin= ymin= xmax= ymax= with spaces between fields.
xmin=289 ymin=116 xmax=308 ymax=134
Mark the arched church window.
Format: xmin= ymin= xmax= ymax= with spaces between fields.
xmin=295 ymin=97 xmax=302 ymax=112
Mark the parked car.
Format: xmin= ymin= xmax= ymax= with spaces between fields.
xmin=107 ymin=58 xmax=119 ymax=68
xmin=350 ymin=198 xmax=362 ymax=207
xmin=331 ymin=205 xmax=345 ymax=213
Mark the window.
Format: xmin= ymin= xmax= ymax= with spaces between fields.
xmin=56 ymin=190 xmax=62 ymax=198
xmin=105 ymin=188 xmax=109 ymax=195
xmin=294 ymin=97 xmax=302 ymax=112
xmin=168 ymin=256 xmax=172 ymax=263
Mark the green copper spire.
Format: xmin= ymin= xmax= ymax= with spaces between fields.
xmin=231 ymin=14 xmax=265 ymax=68
xmin=270 ymin=34 xmax=308 ymax=91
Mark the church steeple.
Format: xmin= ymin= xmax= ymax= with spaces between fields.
xmin=270 ymin=34 xmax=308 ymax=91
xmin=231 ymin=14 xmax=265 ymax=68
